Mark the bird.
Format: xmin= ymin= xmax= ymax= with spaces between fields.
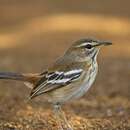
xmin=0 ymin=38 xmax=112 ymax=130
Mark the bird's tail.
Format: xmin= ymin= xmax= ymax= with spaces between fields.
xmin=0 ymin=72 xmax=27 ymax=81
xmin=0 ymin=72 xmax=41 ymax=89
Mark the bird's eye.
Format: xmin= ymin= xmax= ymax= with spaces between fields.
xmin=85 ymin=44 xmax=92 ymax=49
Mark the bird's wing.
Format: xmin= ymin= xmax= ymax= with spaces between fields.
xmin=29 ymin=66 xmax=83 ymax=99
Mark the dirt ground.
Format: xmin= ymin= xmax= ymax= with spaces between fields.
xmin=0 ymin=0 xmax=130 ymax=130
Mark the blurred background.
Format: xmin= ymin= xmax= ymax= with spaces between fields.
xmin=0 ymin=0 xmax=130 ymax=130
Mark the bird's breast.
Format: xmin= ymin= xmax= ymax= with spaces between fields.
xmin=73 ymin=61 xmax=98 ymax=98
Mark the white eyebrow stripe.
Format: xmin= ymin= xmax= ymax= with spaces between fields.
xmin=64 ymin=69 xmax=83 ymax=76
xmin=76 ymin=42 xmax=88 ymax=47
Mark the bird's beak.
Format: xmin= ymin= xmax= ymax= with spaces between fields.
xmin=94 ymin=41 xmax=112 ymax=47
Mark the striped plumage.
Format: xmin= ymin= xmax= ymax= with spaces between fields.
xmin=0 ymin=38 xmax=112 ymax=130
xmin=30 ymin=62 xmax=87 ymax=101
xmin=29 ymin=56 xmax=97 ymax=104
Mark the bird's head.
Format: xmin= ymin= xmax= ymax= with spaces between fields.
xmin=66 ymin=38 xmax=112 ymax=62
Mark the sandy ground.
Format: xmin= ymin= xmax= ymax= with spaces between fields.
xmin=0 ymin=0 xmax=130 ymax=130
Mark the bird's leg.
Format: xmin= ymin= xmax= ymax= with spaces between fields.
xmin=53 ymin=104 xmax=73 ymax=130
xmin=53 ymin=104 xmax=64 ymax=130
